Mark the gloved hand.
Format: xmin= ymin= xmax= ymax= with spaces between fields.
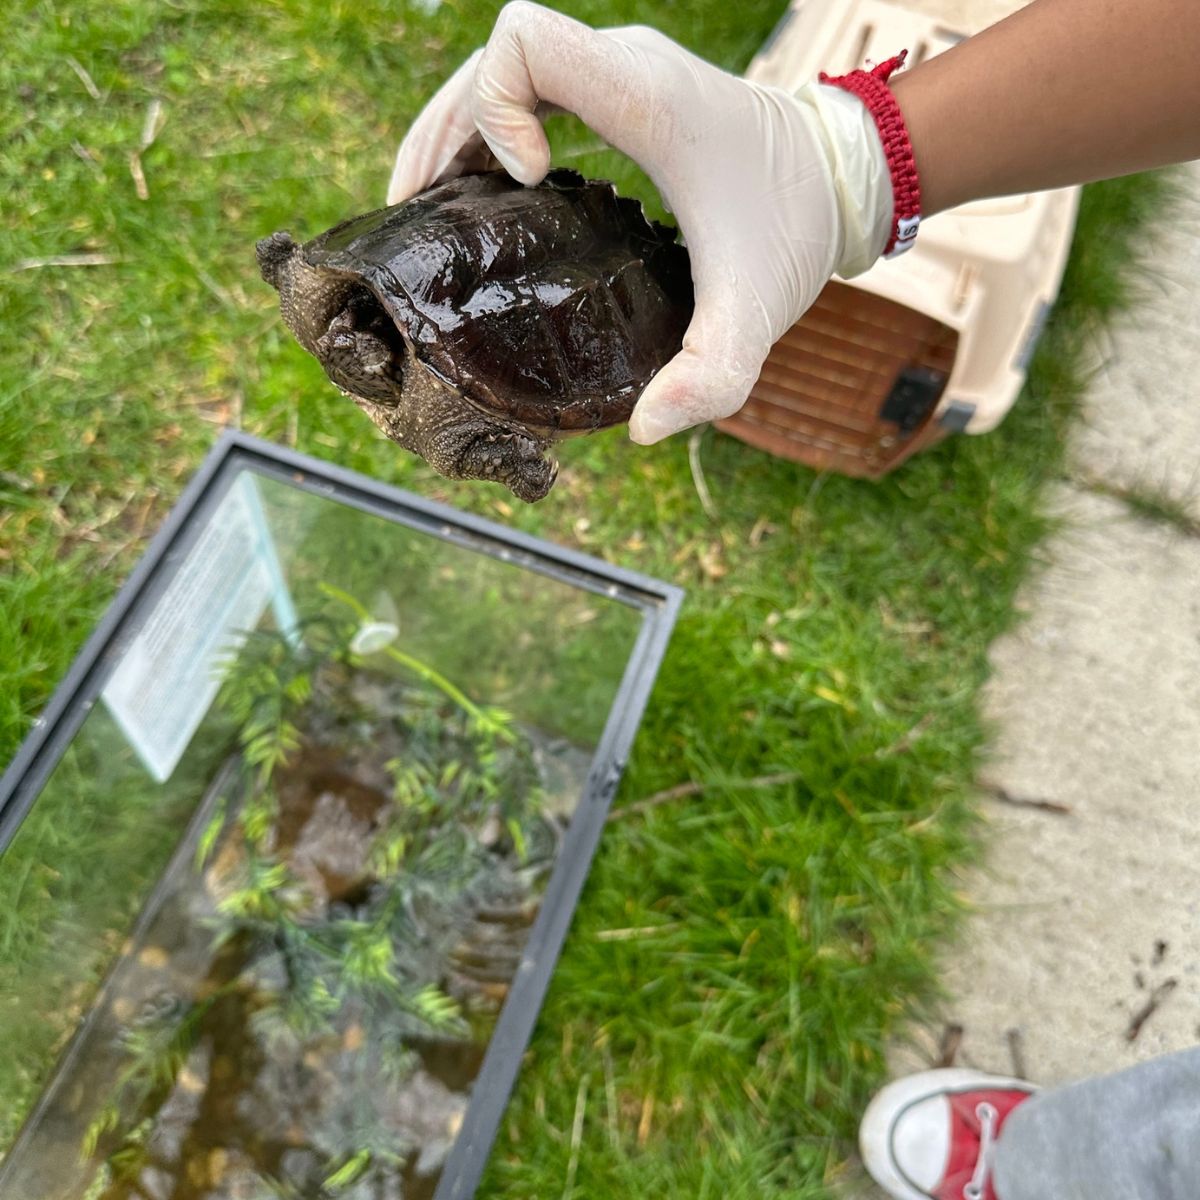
xmin=388 ymin=1 xmax=894 ymax=444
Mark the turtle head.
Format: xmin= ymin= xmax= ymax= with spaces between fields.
xmin=314 ymin=308 xmax=406 ymax=405
xmin=256 ymin=231 xmax=406 ymax=404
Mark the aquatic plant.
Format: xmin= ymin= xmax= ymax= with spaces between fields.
xmin=80 ymin=592 xmax=553 ymax=1197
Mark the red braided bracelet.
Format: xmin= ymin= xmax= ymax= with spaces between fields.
xmin=819 ymin=51 xmax=921 ymax=259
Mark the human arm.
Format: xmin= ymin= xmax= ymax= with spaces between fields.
xmin=891 ymin=0 xmax=1200 ymax=215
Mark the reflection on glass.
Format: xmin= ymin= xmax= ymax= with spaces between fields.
xmin=0 ymin=471 xmax=641 ymax=1199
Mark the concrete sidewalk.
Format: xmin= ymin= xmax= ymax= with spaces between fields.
xmin=845 ymin=0 xmax=1200 ymax=1192
xmin=895 ymin=159 xmax=1200 ymax=1087
xmin=881 ymin=10 xmax=1200 ymax=1089
xmin=895 ymin=477 xmax=1200 ymax=1083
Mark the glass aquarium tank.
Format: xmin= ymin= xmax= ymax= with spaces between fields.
xmin=0 ymin=433 xmax=681 ymax=1200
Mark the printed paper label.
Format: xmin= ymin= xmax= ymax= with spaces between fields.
xmin=102 ymin=474 xmax=296 ymax=782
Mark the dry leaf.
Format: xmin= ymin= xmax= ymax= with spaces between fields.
xmin=749 ymin=516 xmax=778 ymax=547
xmin=698 ymin=543 xmax=727 ymax=579
xmin=637 ymin=1093 xmax=655 ymax=1146
xmin=813 ymin=684 xmax=856 ymax=713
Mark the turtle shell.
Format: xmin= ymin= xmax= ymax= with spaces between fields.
xmin=302 ymin=169 xmax=694 ymax=434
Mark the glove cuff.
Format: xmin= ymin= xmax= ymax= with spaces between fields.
xmin=786 ymin=80 xmax=890 ymax=279
xmin=819 ymin=52 xmax=922 ymax=259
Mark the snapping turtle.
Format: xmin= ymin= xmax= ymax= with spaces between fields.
xmin=256 ymin=169 xmax=693 ymax=502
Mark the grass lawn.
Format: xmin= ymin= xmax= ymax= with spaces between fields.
xmin=0 ymin=0 xmax=1168 ymax=1195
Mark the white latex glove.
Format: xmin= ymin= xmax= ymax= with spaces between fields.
xmin=387 ymin=2 xmax=894 ymax=445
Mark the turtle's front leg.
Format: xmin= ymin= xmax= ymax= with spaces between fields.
xmin=374 ymin=358 xmax=559 ymax=502
xmin=425 ymin=421 xmax=558 ymax=503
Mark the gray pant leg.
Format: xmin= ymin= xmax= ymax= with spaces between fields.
xmin=992 ymin=1047 xmax=1200 ymax=1200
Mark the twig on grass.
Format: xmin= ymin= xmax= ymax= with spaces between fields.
xmin=687 ymin=427 xmax=718 ymax=519
xmin=608 ymin=770 xmax=807 ymax=823
xmin=874 ymin=712 xmax=936 ymax=760
xmin=11 ymin=253 xmax=121 ymax=272
xmin=601 ymin=1045 xmax=620 ymax=1153
xmin=71 ymin=140 xmax=98 ymax=163
xmin=129 ymin=98 xmax=166 ymax=201
xmin=561 ymin=1074 xmax=590 ymax=1200
xmin=65 ymin=55 xmax=102 ymax=101
xmin=594 ymin=923 xmax=681 ymax=942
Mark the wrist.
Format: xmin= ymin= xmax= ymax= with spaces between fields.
xmin=888 ymin=65 xmax=954 ymax=217
xmin=819 ymin=53 xmax=923 ymax=267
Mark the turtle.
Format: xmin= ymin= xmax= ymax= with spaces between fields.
xmin=256 ymin=169 xmax=694 ymax=503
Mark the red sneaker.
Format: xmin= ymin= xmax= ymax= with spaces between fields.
xmin=859 ymin=1068 xmax=1036 ymax=1200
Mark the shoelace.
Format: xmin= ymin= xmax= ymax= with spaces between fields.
xmin=963 ymin=1101 xmax=999 ymax=1200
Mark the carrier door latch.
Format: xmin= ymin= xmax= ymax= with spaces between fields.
xmin=879 ymin=365 xmax=948 ymax=435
